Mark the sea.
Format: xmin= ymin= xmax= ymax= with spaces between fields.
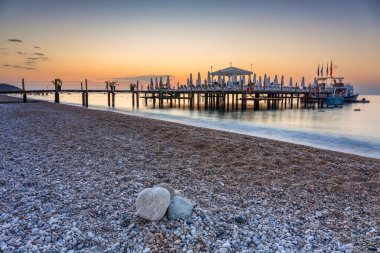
xmin=27 ymin=93 xmax=380 ymax=159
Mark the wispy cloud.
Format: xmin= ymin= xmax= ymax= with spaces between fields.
xmin=32 ymin=52 xmax=44 ymax=56
xmin=3 ymin=64 xmax=11 ymax=67
xmin=12 ymin=65 xmax=23 ymax=69
xmin=34 ymin=46 xmax=40 ymax=49
xmin=8 ymin=38 xmax=23 ymax=43
xmin=17 ymin=51 xmax=28 ymax=55
xmin=0 ymin=48 xmax=9 ymax=50
xmin=25 ymin=61 xmax=37 ymax=66
xmin=25 ymin=67 xmax=37 ymax=70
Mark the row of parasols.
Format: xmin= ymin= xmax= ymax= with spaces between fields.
xmin=147 ymin=72 xmax=319 ymax=91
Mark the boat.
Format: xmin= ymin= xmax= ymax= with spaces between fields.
xmin=314 ymin=62 xmax=359 ymax=102
xmin=316 ymin=76 xmax=358 ymax=102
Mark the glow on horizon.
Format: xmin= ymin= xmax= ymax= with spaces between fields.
xmin=0 ymin=0 xmax=379 ymax=93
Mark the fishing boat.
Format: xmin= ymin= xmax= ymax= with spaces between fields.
xmin=315 ymin=62 xmax=359 ymax=102
xmin=316 ymin=76 xmax=358 ymax=102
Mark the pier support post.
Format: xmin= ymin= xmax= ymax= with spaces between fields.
xmin=290 ymin=94 xmax=294 ymax=109
xmin=132 ymin=91 xmax=135 ymax=108
xmin=136 ymin=91 xmax=139 ymax=108
xmin=107 ymin=91 xmax=110 ymax=107
xmin=112 ymin=91 xmax=115 ymax=108
xmin=227 ymin=93 xmax=230 ymax=111
xmin=197 ymin=92 xmax=200 ymax=109
xmin=231 ymin=93 xmax=235 ymax=110
xmin=22 ymin=78 xmax=27 ymax=103
xmin=82 ymin=92 xmax=85 ymax=106
xmin=54 ymin=92 xmax=60 ymax=103
xmin=254 ymin=93 xmax=259 ymax=110
xmin=204 ymin=92 xmax=208 ymax=110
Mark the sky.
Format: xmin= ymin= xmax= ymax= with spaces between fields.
xmin=0 ymin=0 xmax=379 ymax=94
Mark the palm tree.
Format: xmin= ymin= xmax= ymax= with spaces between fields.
xmin=51 ymin=78 xmax=63 ymax=91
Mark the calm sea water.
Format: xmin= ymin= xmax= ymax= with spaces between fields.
xmin=28 ymin=93 xmax=380 ymax=159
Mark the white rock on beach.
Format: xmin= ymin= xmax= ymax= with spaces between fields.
xmin=136 ymin=187 xmax=171 ymax=221
xmin=168 ymin=196 xmax=193 ymax=220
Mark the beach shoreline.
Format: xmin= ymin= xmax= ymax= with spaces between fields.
xmin=1 ymin=96 xmax=379 ymax=252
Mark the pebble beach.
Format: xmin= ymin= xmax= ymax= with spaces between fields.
xmin=0 ymin=96 xmax=379 ymax=253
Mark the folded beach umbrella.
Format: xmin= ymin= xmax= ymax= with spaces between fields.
xmin=253 ymin=73 xmax=256 ymax=84
xmin=267 ymin=76 xmax=271 ymax=88
xmin=207 ymin=71 xmax=211 ymax=84
xmin=150 ymin=78 xmax=154 ymax=89
xmin=155 ymin=77 xmax=158 ymax=88
xmin=204 ymin=79 xmax=207 ymax=86
xmin=166 ymin=76 xmax=170 ymax=89
xmin=159 ymin=76 xmax=163 ymax=89
xmin=280 ymin=75 xmax=284 ymax=86
xmin=248 ymin=75 xmax=252 ymax=84
xmin=273 ymin=75 xmax=279 ymax=87
xmin=289 ymin=77 xmax=293 ymax=87
xmin=217 ymin=71 xmax=222 ymax=84
xmin=264 ymin=74 xmax=267 ymax=86
xmin=196 ymin=72 xmax=201 ymax=86
xmin=189 ymin=73 xmax=193 ymax=86
xmin=301 ymin=76 xmax=305 ymax=88
xmin=233 ymin=73 xmax=237 ymax=84
xmin=187 ymin=78 xmax=190 ymax=86
xmin=258 ymin=76 xmax=262 ymax=88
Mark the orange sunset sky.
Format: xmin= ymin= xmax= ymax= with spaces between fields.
xmin=0 ymin=0 xmax=379 ymax=93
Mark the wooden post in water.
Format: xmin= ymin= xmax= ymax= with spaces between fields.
xmin=132 ymin=90 xmax=135 ymax=108
xmin=254 ymin=93 xmax=259 ymax=110
xmin=22 ymin=78 xmax=27 ymax=103
xmin=290 ymin=94 xmax=293 ymax=109
xmin=227 ymin=93 xmax=230 ymax=111
xmin=54 ymin=80 xmax=60 ymax=103
xmin=85 ymin=79 xmax=88 ymax=107
xmin=136 ymin=81 xmax=140 ymax=108
xmin=197 ymin=92 xmax=200 ymax=109
xmin=235 ymin=93 xmax=239 ymax=110
xmin=297 ymin=93 xmax=300 ymax=108
xmin=106 ymin=82 xmax=110 ymax=107
xmin=231 ymin=93 xmax=235 ymax=110
xmin=204 ymin=92 xmax=208 ymax=109
xmin=111 ymin=85 xmax=115 ymax=108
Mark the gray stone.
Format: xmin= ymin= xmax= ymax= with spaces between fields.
xmin=136 ymin=187 xmax=171 ymax=221
xmin=154 ymin=183 xmax=176 ymax=198
xmin=167 ymin=196 xmax=193 ymax=220
xmin=220 ymin=247 xmax=229 ymax=253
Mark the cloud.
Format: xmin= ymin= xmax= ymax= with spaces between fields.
xmin=25 ymin=67 xmax=37 ymax=70
xmin=0 ymin=48 xmax=9 ymax=50
xmin=3 ymin=64 xmax=11 ymax=67
xmin=32 ymin=52 xmax=44 ymax=56
xmin=8 ymin=38 xmax=22 ymax=43
xmin=39 ymin=56 xmax=48 ymax=61
xmin=25 ymin=61 xmax=37 ymax=66
xmin=27 ymin=57 xmax=40 ymax=61
xmin=12 ymin=65 xmax=23 ymax=69
xmin=17 ymin=51 xmax=28 ymax=55
xmin=34 ymin=46 xmax=40 ymax=49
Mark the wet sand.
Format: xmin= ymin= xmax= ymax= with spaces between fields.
xmin=0 ymin=96 xmax=379 ymax=252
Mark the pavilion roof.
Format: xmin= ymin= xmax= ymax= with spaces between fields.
xmin=210 ymin=66 xmax=253 ymax=76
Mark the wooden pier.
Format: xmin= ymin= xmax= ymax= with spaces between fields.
xmin=0 ymin=79 xmax=331 ymax=111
